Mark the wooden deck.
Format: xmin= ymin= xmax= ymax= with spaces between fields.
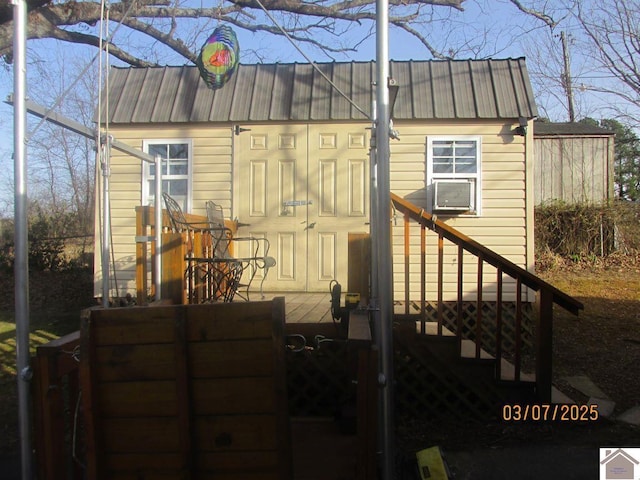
xmin=263 ymin=292 xmax=334 ymax=323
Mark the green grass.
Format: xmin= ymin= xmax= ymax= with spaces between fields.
xmin=0 ymin=310 xmax=86 ymax=454
xmin=0 ymin=268 xmax=94 ymax=454
xmin=0 ymin=312 xmax=79 ymax=380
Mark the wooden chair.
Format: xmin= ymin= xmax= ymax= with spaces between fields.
xmin=163 ymin=192 xmax=243 ymax=302
xmin=205 ymin=200 xmax=276 ymax=301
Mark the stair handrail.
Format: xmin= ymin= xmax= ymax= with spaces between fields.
xmin=390 ymin=193 xmax=583 ymax=315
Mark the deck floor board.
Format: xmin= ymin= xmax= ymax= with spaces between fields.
xmin=262 ymin=293 xmax=331 ymax=324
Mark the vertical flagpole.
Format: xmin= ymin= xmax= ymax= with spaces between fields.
xmin=12 ymin=0 xmax=33 ymax=478
xmin=101 ymin=136 xmax=111 ymax=307
xmin=154 ymin=154 xmax=163 ymax=300
xmin=376 ymin=0 xmax=395 ymax=477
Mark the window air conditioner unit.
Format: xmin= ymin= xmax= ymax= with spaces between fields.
xmin=433 ymin=180 xmax=474 ymax=211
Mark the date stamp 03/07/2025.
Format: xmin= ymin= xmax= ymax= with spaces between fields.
xmin=501 ymin=403 xmax=600 ymax=422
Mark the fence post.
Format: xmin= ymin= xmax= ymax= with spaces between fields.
xmin=32 ymin=331 xmax=81 ymax=479
xmin=536 ymin=289 xmax=554 ymax=403
xmin=161 ymin=232 xmax=186 ymax=304
xmin=349 ymin=311 xmax=378 ymax=480
xmin=32 ymin=351 xmax=65 ymax=479
xmin=136 ymin=206 xmax=149 ymax=305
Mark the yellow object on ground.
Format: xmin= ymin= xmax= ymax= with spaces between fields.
xmin=416 ymin=446 xmax=449 ymax=480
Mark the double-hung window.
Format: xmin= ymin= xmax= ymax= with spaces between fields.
xmin=142 ymin=140 xmax=192 ymax=212
xmin=427 ymin=136 xmax=481 ymax=215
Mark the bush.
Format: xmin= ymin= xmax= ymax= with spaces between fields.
xmin=535 ymin=200 xmax=640 ymax=261
xmin=28 ymin=213 xmax=67 ymax=271
xmin=0 ymin=218 xmax=14 ymax=272
xmin=0 ymin=204 xmax=93 ymax=272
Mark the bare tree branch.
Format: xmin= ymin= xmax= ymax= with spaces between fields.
xmin=508 ymin=0 xmax=557 ymax=29
xmin=0 ymin=0 xmax=561 ymax=69
xmin=574 ymin=0 xmax=640 ymax=116
xmin=45 ymin=26 xmax=155 ymax=67
xmin=390 ymin=20 xmax=447 ymax=59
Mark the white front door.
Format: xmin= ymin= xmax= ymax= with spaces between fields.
xmin=235 ymin=124 xmax=369 ymax=292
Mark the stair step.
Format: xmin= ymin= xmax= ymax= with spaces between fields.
xmin=459 ymin=339 xmax=537 ymax=383
xmin=460 ymin=339 xmax=493 ymax=360
xmin=414 ymin=321 xmax=456 ymax=336
xmin=413 ymin=321 xmax=539 ymax=384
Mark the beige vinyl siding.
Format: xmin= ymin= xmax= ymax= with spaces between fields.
xmin=94 ymin=118 xmax=533 ymax=302
xmin=389 ymin=120 xmax=532 ymax=302
xmin=94 ymin=124 xmax=233 ymax=298
xmin=534 ymin=135 xmax=614 ymax=204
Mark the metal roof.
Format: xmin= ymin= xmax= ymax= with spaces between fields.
xmin=534 ymin=121 xmax=614 ymax=137
xmin=104 ymin=59 xmax=538 ymax=124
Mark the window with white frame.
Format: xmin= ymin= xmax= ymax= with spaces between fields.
xmin=143 ymin=140 xmax=192 ymax=211
xmin=427 ymin=136 xmax=481 ymax=215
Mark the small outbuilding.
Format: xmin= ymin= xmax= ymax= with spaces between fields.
xmin=533 ymin=121 xmax=615 ymax=205
xmin=94 ymin=58 xmax=538 ymax=300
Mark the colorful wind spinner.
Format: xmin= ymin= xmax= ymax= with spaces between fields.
xmin=196 ymin=25 xmax=240 ymax=89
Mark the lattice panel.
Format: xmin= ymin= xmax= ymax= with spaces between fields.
xmin=408 ymin=301 xmax=535 ymax=357
xmin=283 ymin=332 xmax=533 ymax=423
xmin=286 ymin=339 xmax=352 ymax=417
xmin=394 ymin=341 xmax=500 ymax=421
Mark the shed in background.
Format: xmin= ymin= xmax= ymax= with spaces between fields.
xmin=534 ymin=121 xmax=615 ymax=205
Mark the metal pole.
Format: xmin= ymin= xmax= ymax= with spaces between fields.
xmin=376 ymin=0 xmax=395 ymax=477
xmin=12 ymin=0 xmax=33 ymax=477
xmin=561 ymin=31 xmax=576 ymax=123
xmin=154 ymin=154 xmax=162 ymax=300
xmin=9 ymin=100 xmax=161 ymax=306
xmin=369 ymin=98 xmax=379 ymax=314
xmin=101 ymin=136 xmax=111 ymax=307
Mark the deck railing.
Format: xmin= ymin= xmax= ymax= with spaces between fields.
xmin=135 ymin=206 xmax=237 ymax=305
xmin=390 ymin=193 xmax=583 ymax=401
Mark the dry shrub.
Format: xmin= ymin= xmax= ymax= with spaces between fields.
xmin=535 ymin=201 xmax=640 ymax=272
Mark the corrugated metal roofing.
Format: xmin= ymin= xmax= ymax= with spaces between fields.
xmin=534 ymin=121 xmax=614 ymax=136
xmin=104 ymin=59 xmax=538 ymax=124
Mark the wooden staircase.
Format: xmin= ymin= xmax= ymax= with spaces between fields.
xmin=390 ymin=193 xmax=583 ymax=416
xmin=394 ymin=321 xmax=537 ymax=421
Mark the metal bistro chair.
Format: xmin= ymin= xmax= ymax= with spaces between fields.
xmin=163 ymin=192 xmax=246 ymax=302
xmin=205 ymin=200 xmax=276 ymax=301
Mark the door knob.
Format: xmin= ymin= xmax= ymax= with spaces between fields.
xmin=305 ymin=222 xmax=316 ymax=230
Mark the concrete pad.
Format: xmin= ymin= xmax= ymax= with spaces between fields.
xmin=445 ymin=445 xmax=597 ymax=480
xmin=617 ymin=406 xmax=640 ymax=426
xmin=552 ymin=387 xmax=575 ymax=404
xmin=563 ymin=375 xmax=610 ymax=399
xmin=589 ymin=397 xmax=615 ymax=418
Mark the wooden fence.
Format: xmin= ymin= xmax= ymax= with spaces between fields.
xmin=80 ymin=300 xmax=291 ymax=480
xmin=32 ymin=303 xmax=378 ymax=479
xmin=32 ymin=330 xmax=82 ymax=480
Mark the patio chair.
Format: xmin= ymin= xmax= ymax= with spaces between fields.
xmin=205 ymin=200 xmax=276 ymax=301
xmin=163 ymin=192 xmax=243 ymax=302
